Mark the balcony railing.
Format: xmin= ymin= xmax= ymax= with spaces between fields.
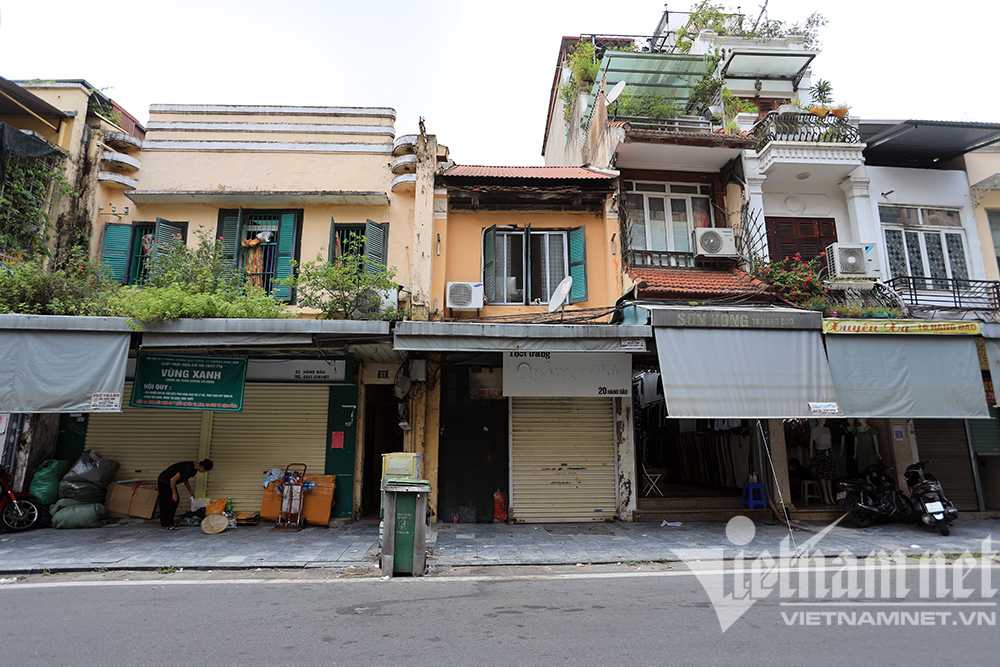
xmin=885 ymin=276 xmax=1000 ymax=310
xmin=752 ymin=112 xmax=860 ymax=152
xmin=608 ymin=113 xmax=713 ymax=134
xmin=629 ymin=249 xmax=696 ymax=269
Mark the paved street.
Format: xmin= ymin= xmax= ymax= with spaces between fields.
xmin=0 ymin=516 xmax=998 ymax=573
xmin=2 ymin=563 xmax=998 ymax=666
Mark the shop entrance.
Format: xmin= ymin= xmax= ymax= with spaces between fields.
xmin=633 ymin=369 xmax=755 ymax=501
xmin=438 ymin=366 xmax=508 ymax=523
xmin=360 ymin=384 xmax=405 ymax=518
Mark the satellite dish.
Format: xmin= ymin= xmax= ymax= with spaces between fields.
xmin=548 ymin=276 xmax=573 ymax=313
xmin=606 ymin=81 xmax=627 ymax=105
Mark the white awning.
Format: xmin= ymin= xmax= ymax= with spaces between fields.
xmin=0 ymin=330 xmax=129 ymax=413
xmin=654 ymin=327 xmax=840 ymax=418
xmin=826 ymin=335 xmax=989 ymax=418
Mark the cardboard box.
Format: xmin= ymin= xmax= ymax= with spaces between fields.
xmin=260 ymin=475 xmax=336 ymax=526
xmin=106 ymin=481 xmax=159 ymax=519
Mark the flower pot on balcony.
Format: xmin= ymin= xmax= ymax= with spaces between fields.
xmin=831 ymin=105 xmax=850 ymax=120
xmin=777 ymin=104 xmax=801 ymax=115
xmin=809 ymin=106 xmax=829 ymax=118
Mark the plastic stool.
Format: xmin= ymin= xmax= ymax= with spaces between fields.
xmin=742 ymin=482 xmax=766 ymax=509
xmin=801 ymin=480 xmax=822 ymax=504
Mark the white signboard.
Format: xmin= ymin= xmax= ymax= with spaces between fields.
xmin=245 ymin=359 xmax=347 ymax=383
xmin=502 ymin=352 xmax=631 ymax=397
xmin=90 ymin=392 xmax=123 ymax=412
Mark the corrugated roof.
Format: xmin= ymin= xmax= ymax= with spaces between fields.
xmin=440 ymin=165 xmax=617 ymax=180
xmin=629 ymin=267 xmax=771 ymax=299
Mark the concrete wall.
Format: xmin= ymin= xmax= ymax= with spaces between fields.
xmin=964 ymin=149 xmax=1000 ymax=281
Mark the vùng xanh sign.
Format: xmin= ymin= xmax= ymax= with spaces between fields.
xmin=822 ymin=320 xmax=981 ymax=335
xmin=130 ymin=354 xmax=247 ymax=411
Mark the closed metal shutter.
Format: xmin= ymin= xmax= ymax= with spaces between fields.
xmin=208 ymin=385 xmax=329 ymax=512
xmin=969 ymin=407 xmax=1000 ymax=456
xmin=914 ymin=419 xmax=979 ymax=510
xmin=85 ymin=383 xmax=203 ymax=483
xmin=510 ymin=397 xmax=616 ymax=523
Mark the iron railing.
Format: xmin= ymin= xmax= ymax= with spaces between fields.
xmin=580 ymin=33 xmax=679 ymax=56
xmin=607 ymin=113 xmax=713 ymax=134
xmin=751 ymin=111 xmax=861 ymax=152
xmin=885 ymin=276 xmax=1000 ymax=310
xmin=629 ymin=249 xmax=697 ymax=269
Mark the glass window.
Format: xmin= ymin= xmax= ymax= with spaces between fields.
xmin=495 ymin=230 xmax=567 ymax=304
xmin=880 ymin=205 xmax=968 ymax=289
xmin=987 ymin=210 xmax=1000 ymax=272
xmin=624 ymin=181 xmax=714 ymax=255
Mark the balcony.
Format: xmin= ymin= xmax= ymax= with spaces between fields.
xmin=100 ymin=150 xmax=140 ymax=174
xmin=751 ymin=111 xmax=864 ymax=181
xmin=628 ymin=249 xmax=696 ymax=269
xmin=97 ymin=171 xmax=138 ymax=189
xmin=885 ymin=276 xmax=1000 ymax=311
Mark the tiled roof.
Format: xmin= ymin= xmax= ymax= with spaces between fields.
xmin=629 ymin=266 xmax=772 ymax=299
xmin=439 ymin=165 xmax=617 ymax=180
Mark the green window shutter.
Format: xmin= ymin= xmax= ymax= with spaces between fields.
xmin=970 ymin=406 xmax=1000 ymax=455
xmin=100 ymin=223 xmax=132 ymax=284
xmin=154 ymin=218 xmax=187 ymax=254
xmin=217 ymin=208 xmax=241 ymax=273
xmin=364 ymin=219 xmax=388 ymax=275
xmin=482 ymin=225 xmax=496 ymax=303
xmin=272 ymin=212 xmax=297 ymax=301
xmin=568 ymin=226 xmax=588 ymax=303
xmin=523 ymin=223 xmax=531 ymax=305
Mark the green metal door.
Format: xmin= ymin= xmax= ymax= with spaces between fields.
xmin=326 ymin=385 xmax=358 ymax=519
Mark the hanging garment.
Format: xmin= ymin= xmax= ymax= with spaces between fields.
xmin=854 ymin=429 xmax=880 ymax=471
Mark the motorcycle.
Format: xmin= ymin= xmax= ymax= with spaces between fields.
xmin=904 ymin=460 xmax=958 ymax=536
xmin=835 ymin=463 xmax=914 ymax=528
xmin=0 ymin=467 xmax=43 ymax=533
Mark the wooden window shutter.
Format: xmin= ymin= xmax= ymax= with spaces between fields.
xmin=363 ymin=219 xmax=388 ymax=276
xmin=272 ymin=212 xmax=297 ymax=301
xmin=217 ymin=207 xmax=242 ymax=273
xmin=329 ymin=216 xmax=338 ymax=263
xmin=568 ymin=226 xmax=588 ymax=303
xmin=100 ymin=222 xmax=133 ymax=284
xmin=482 ymin=225 xmax=496 ymax=303
xmin=154 ymin=218 xmax=187 ymax=254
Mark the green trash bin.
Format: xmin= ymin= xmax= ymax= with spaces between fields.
xmin=381 ymin=479 xmax=429 ymax=577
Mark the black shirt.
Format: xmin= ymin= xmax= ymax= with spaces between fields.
xmin=158 ymin=461 xmax=197 ymax=485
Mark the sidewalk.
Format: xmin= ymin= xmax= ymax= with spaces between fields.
xmin=0 ymin=517 xmax=998 ymax=574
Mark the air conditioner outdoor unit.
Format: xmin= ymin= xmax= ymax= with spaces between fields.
xmin=446 ymin=281 xmax=484 ymax=310
xmin=693 ymin=227 xmax=738 ymax=258
xmin=826 ymin=243 xmax=880 ymax=278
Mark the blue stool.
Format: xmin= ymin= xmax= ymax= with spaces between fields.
xmin=742 ymin=482 xmax=766 ymax=509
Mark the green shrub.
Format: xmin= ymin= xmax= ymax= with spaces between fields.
xmin=0 ymin=249 xmax=114 ymax=315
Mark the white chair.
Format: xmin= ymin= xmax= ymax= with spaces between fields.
xmin=642 ymin=464 xmax=664 ymax=497
xmin=801 ymin=479 xmax=822 ymax=504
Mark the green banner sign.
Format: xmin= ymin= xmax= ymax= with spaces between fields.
xmin=130 ymin=354 xmax=247 ymax=411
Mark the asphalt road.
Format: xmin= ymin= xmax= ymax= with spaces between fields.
xmin=2 ymin=562 xmax=997 ymax=666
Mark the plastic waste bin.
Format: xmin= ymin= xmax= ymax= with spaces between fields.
xmin=380 ymin=479 xmax=429 ymax=577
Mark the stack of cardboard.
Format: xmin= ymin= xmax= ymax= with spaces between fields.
xmin=105 ymin=481 xmax=159 ymax=519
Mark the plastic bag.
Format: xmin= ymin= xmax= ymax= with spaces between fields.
xmin=50 ymin=497 xmax=85 ymax=515
xmin=52 ymin=502 xmax=108 ymax=529
xmin=29 ymin=459 xmax=71 ymax=506
xmin=58 ymin=479 xmax=107 ymax=504
xmin=62 ymin=449 xmax=119 ymax=487
xmin=205 ymin=498 xmax=227 ymax=516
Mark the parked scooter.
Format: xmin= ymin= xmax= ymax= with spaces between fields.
xmin=0 ymin=467 xmax=43 ymax=532
xmin=835 ymin=463 xmax=914 ymax=528
xmin=904 ymin=460 xmax=958 ymax=536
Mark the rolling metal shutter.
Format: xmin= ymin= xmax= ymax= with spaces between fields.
xmin=510 ymin=397 xmax=616 ymax=523
xmin=969 ymin=407 xmax=1000 ymax=456
xmin=85 ymin=383 xmax=203 ymax=483
xmin=913 ymin=419 xmax=979 ymax=511
xmin=208 ymin=385 xmax=329 ymax=512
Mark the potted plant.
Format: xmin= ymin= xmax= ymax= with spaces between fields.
xmin=809 ymin=79 xmax=833 ymax=117
xmin=838 ymin=303 xmax=863 ymax=318
xmin=831 ymin=103 xmax=851 ymax=120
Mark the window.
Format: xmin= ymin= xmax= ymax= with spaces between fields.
xmin=988 ymin=210 xmax=1000 ymax=273
xmin=623 ymin=181 xmax=713 ymax=253
xmin=329 ymin=218 xmax=388 ymax=275
xmin=482 ymin=225 xmax=587 ymax=305
xmin=879 ymin=205 xmax=969 ymax=289
xmin=218 ymin=209 xmax=300 ymax=300
xmin=100 ymin=218 xmax=188 ymax=285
